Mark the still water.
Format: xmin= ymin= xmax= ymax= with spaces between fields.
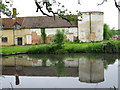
xmin=0 ymin=53 xmax=119 ymax=88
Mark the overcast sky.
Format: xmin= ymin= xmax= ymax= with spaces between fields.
xmin=3 ymin=0 xmax=120 ymax=29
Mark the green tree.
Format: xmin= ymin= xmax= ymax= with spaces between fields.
xmin=103 ymin=24 xmax=111 ymax=40
xmin=0 ymin=2 xmax=12 ymax=17
xmin=1 ymin=0 xmax=120 ymax=22
xmin=41 ymin=28 xmax=46 ymax=44
xmin=47 ymin=29 xmax=68 ymax=54
xmin=52 ymin=29 xmax=65 ymax=48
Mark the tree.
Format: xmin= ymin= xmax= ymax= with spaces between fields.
xmin=103 ymin=24 xmax=110 ymax=40
xmin=41 ymin=28 xmax=46 ymax=44
xmin=34 ymin=0 xmax=82 ymax=24
xmin=34 ymin=0 xmax=120 ymax=22
xmin=0 ymin=0 xmax=13 ymax=17
xmin=1 ymin=0 xmax=120 ymax=21
xmin=52 ymin=29 xmax=65 ymax=47
xmin=48 ymin=29 xmax=67 ymax=54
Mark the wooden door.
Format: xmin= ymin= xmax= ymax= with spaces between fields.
xmin=17 ymin=37 xmax=22 ymax=45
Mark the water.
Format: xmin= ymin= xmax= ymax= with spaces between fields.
xmin=0 ymin=53 xmax=119 ymax=88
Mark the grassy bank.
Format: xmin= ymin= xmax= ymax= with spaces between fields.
xmin=28 ymin=40 xmax=120 ymax=54
xmin=0 ymin=45 xmax=34 ymax=54
xmin=1 ymin=40 xmax=120 ymax=55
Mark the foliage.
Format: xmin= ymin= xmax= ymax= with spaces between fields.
xmin=102 ymin=42 xmax=117 ymax=53
xmin=64 ymin=40 xmax=120 ymax=53
xmin=48 ymin=29 xmax=68 ymax=54
xmin=28 ymin=29 xmax=67 ymax=54
xmin=35 ymin=0 xmax=82 ymax=23
xmin=51 ymin=29 xmax=65 ymax=48
xmin=1 ymin=40 xmax=120 ymax=54
xmin=63 ymin=39 xmax=73 ymax=44
xmin=41 ymin=28 xmax=46 ymax=44
xmin=103 ymin=24 xmax=111 ymax=40
xmin=27 ymin=40 xmax=120 ymax=54
xmin=109 ymin=29 xmax=120 ymax=36
xmin=0 ymin=2 xmax=12 ymax=17
xmin=103 ymin=24 xmax=120 ymax=40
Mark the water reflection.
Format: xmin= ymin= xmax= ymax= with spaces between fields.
xmin=79 ymin=58 xmax=104 ymax=83
xmin=2 ymin=53 xmax=119 ymax=84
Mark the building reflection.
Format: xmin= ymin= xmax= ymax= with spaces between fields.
xmin=2 ymin=55 xmax=105 ymax=83
xmin=79 ymin=58 xmax=104 ymax=83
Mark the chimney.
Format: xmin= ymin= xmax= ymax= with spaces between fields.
xmin=12 ymin=8 xmax=17 ymax=18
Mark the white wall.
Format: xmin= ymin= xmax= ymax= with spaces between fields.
xmin=31 ymin=28 xmax=78 ymax=41
xmin=32 ymin=28 xmax=77 ymax=36
xmin=78 ymin=12 xmax=104 ymax=42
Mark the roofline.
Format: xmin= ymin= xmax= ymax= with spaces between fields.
xmin=2 ymin=26 xmax=78 ymax=30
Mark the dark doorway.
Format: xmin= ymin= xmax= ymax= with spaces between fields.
xmin=17 ymin=37 xmax=22 ymax=45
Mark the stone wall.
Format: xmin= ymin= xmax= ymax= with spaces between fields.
xmin=78 ymin=12 xmax=104 ymax=42
xmin=31 ymin=28 xmax=78 ymax=44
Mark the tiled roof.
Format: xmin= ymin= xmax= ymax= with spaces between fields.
xmin=2 ymin=16 xmax=78 ymax=29
xmin=2 ymin=17 xmax=24 ymax=29
xmin=22 ymin=16 xmax=78 ymax=28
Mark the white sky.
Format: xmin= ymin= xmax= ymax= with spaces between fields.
xmin=2 ymin=0 xmax=120 ymax=29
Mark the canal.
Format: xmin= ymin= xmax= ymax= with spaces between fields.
xmin=0 ymin=53 xmax=119 ymax=88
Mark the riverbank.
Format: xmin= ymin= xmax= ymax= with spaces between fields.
xmin=28 ymin=40 xmax=120 ymax=54
xmin=0 ymin=40 xmax=120 ymax=55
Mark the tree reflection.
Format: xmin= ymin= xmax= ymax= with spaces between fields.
xmin=48 ymin=55 xmax=68 ymax=77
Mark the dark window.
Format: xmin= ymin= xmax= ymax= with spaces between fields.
xmin=2 ymin=37 xmax=8 ymax=42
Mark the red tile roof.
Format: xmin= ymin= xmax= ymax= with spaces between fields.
xmin=2 ymin=17 xmax=24 ymax=29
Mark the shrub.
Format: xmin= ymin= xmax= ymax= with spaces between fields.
xmin=102 ymin=41 xmax=117 ymax=53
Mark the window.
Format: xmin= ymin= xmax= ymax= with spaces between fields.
xmin=2 ymin=37 xmax=8 ymax=42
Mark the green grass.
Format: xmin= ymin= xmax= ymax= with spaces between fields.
xmin=28 ymin=40 xmax=120 ymax=54
xmin=0 ymin=45 xmax=38 ymax=54
xmin=1 ymin=40 xmax=120 ymax=54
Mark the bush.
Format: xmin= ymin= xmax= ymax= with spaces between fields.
xmin=102 ymin=42 xmax=117 ymax=53
xmin=51 ymin=29 xmax=65 ymax=46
